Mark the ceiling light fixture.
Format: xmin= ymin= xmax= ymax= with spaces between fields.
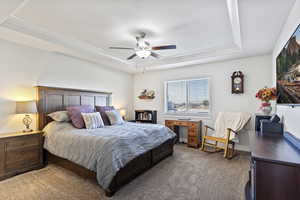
xmin=136 ymin=49 xmax=151 ymax=59
xmin=109 ymin=32 xmax=176 ymax=60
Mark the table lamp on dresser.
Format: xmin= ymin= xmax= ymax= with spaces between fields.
xmin=16 ymin=100 xmax=37 ymax=132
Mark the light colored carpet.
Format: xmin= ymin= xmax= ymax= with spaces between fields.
xmin=0 ymin=145 xmax=249 ymax=200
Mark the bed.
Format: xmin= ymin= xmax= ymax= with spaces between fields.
xmin=37 ymin=86 xmax=175 ymax=197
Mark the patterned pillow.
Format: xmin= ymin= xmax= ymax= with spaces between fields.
xmin=95 ymin=106 xmax=115 ymax=125
xmin=81 ymin=112 xmax=104 ymax=129
xmin=48 ymin=111 xmax=70 ymax=122
xmin=105 ymin=110 xmax=124 ymax=125
xmin=66 ymin=105 xmax=95 ymax=129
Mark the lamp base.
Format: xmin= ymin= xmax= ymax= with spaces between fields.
xmin=22 ymin=114 xmax=33 ymax=133
xmin=23 ymin=129 xmax=33 ymax=133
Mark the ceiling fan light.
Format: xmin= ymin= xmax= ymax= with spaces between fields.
xmin=136 ymin=50 xmax=151 ymax=58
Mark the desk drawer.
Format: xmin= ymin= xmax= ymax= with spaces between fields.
xmin=188 ymin=128 xmax=198 ymax=136
xmin=188 ymin=136 xmax=198 ymax=147
xmin=6 ymin=135 xmax=40 ymax=151
xmin=189 ymin=123 xmax=199 ymax=128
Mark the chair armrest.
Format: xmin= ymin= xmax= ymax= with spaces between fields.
xmin=227 ymin=128 xmax=239 ymax=135
xmin=204 ymin=125 xmax=215 ymax=131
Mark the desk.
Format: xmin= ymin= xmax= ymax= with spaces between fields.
xmin=165 ymin=120 xmax=202 ymax=148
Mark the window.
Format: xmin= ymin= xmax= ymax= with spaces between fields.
xmin=165 ymin=78 xmax=210 ymax=115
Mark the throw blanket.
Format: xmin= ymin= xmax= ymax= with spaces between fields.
xmin=214 ymin=112 xmax=251 ymax=140
xmin=43 ymin=121 xmax=175 ymax=189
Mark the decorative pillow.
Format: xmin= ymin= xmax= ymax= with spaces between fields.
xmin=81 ymin=112 xmax=104 ymax=129
xmin=66 ymin=105 xmax=95 ymax=129
xmin=105 ymin=110 xmax=124 ymax=125
xmin=48 ymin=111 xmax=70 ymax=122
xmin=95 ymin=106 xmax=115 ymax=125
xmin=270 ymin=114 xmax=280 ymax=123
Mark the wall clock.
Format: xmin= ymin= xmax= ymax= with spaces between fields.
xmin=231 ymin=71 xmax=244 ymax=94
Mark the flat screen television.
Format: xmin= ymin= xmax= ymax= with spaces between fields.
xmin=277 ymin=24 xmax=300 ymax=104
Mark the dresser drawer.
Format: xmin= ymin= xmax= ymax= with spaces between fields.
xmin=5 ymin=148 xmax=40 ymax=172
xmin=6 ymin=135 xmax=40 ymax=151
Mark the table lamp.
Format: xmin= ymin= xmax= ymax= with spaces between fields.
xmin=16 ymin=100 xmax=37 ymax=132
xmin=119 ymin=109 xmax=127 ymax=120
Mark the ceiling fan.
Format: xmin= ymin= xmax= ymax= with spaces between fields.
xmin=109 ymin=32 xmax=176 ymax=60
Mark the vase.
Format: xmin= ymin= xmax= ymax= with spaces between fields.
xmin=261 ymin=102 xmax=272 ymax=115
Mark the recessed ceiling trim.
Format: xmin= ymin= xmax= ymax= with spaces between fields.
xmin=0 ymin=0 xmax=30 ymax=25
xmin=10 ymin=0 xmax=31 ymax=17
xmin=138 ymin=0 xmax=243 ymax=71
xmin=137 ymin=43 xmax=237 ymax=66
xmin=1 ymin=16 xmax=132 ymax=65
xmin=143 ymin=46 xmax=242 ymax=72
xmin=226 ymin=0 xmax=242 ymax=49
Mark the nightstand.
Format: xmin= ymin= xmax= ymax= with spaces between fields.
xmin=0 ymin=130 xmax=44 ymax=181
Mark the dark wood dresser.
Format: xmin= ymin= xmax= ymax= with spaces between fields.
xmin=165 ymin=120 xmax=202 ymax=148
xmin=246 ymin=132 xmax=300 ymax=200
xmin=0 ymin=131 xmax=44 ymax=180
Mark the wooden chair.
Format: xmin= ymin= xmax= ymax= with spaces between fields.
xmin=201 ymin=126 xmax=238 ymax=159
xmin=201 ymin=112 xmax=251 ymax=159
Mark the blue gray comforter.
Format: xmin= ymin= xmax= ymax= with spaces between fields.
xmin=43 ymin=121 xmax=176 ymax=189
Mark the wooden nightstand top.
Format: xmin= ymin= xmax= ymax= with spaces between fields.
xmin=0 ymin=130 xmax=44 ymax=139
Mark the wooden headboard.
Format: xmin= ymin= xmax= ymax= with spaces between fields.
xmin=36 ymin=86 xmax=112 ymax=130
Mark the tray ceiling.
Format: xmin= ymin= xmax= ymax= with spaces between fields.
xmin=0 ymin=0 xmax=296 ymax=73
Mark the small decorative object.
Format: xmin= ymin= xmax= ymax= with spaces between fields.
xmin=231 ymin=71 xmax=244 ymax=94
xmin=16 ymin=100 xmax=37 ymax=132
xmin=138 ymin=89 xmax=155 ymax=99
xmin=255 ymin=87 xmax=277 ymax=115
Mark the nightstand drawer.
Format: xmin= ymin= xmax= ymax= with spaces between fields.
xmin=6 ymin=135 xmax=40 ymax=151
xmin=6 ymin=147 xmax=40 ymax=165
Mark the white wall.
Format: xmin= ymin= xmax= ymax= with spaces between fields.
xmin=0 ymin=39 xmax=133 ymax=133
xmin=134 ymin=55 xmax=272 ymax=151
xmin=272 ymin=0 xmax=300 ymax=139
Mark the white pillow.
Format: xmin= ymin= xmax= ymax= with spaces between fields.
xmin=105 ymin=110 xmax=124 ymax=125
xmin=81 ymin=112 xmax=104 ymax=129
xmin=48 ymin=111 xmax=70 ymax=122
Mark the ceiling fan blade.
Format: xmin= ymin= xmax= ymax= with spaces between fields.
xmin=127 ymin=53 xmax=137 ymax=60
xmin=109 ymin=47 xmax=134 ymax=50
xmin=152 ymin=45 xmax=176 ymax=50
xmin=151 ymin=52 xmax=161 ymax=59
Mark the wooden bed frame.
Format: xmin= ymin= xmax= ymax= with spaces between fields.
xmin=36 ymin=86 xmax=175 ymax=197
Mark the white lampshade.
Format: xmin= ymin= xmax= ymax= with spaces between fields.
xmin=119 ymin=109 xmax=127 ymax=117
xmin=16 ymin=101 xmax=37 ymax=114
